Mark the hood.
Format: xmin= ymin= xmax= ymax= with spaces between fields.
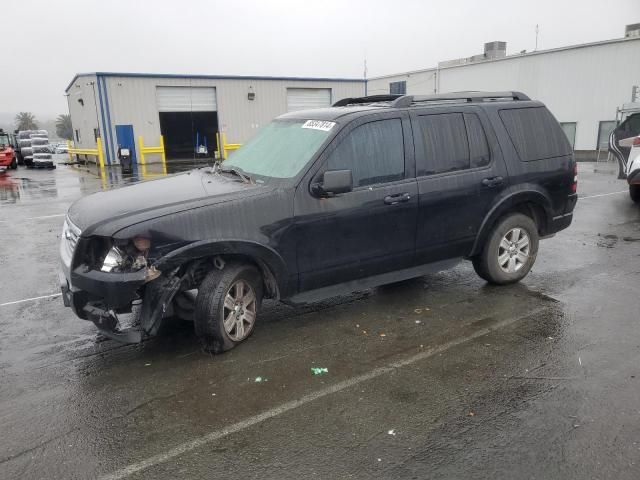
xmin=68 ymin=169 xmax=265 ymax=236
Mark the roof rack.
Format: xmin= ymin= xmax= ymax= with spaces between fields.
xmin=391 ymin=91 xmax=530 ymax=108
xmin=332 ymin=94 xmax=402 ymax=107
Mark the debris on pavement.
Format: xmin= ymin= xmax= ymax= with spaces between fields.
xmin=311 ymin=367 xmax=328 ymax=375
xmin=254 ymin=376 xmax=268 ymax=383
xmin=388 ymin=429 xmax=396 ymax=436
xmin=467 ymin=411 xmax=476 ymax=417
xmin=379 ymin=333 xmax=386 ymax=337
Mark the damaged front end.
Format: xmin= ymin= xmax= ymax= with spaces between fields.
xmin=59 ymin=218 xmax=184 ymax=343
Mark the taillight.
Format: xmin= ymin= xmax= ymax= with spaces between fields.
xmin=633 ymin=137 xmax=640 ymax=146
xmin=571 ymin=162 xmax=578 ymax=193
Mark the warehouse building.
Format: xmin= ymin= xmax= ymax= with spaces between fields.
xmin=65 ymin=73 xmax=364 ymax=164
xmin=367 ymin=23 xmax=640 ymax=159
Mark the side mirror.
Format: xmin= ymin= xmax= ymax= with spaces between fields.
xmin=312 ymin=169 xmax=353 ymax=197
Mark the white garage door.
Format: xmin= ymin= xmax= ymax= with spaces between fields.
xmin=286 ymin=88 xmax=332 ymax=112
xmin=156 ymin=86 xmax=217 ymax=112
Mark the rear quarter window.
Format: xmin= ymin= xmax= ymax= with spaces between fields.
xmin=499 ymin=107 xmax=572 ymax=161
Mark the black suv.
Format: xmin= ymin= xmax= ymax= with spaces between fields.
xmin=59 ymin=91 xmax=577 ymax=352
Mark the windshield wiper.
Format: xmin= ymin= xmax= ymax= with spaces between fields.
xmin=220 ymin=166 xmax=251 ymax=183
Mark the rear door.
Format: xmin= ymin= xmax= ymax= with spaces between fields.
xmin=294 ymin=112 xmax=418 ymax=292
xmin=411 ymin=107 xmax=508 ymax=263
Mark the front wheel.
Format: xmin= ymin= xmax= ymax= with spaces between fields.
xmin=630 ymin=184 xmax=640 ymax=204
xmin=194 ymin=263 xmax=263 ymax=353
xmin=472 ymin=213 xmax=539 ymax=285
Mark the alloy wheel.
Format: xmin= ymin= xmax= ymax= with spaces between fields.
xmin=498 ymin=227 xmax=530 ymax=273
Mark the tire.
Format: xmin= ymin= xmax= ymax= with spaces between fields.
xmin=10 ymin=158 xmax=17 ymax=169
xmin=194 ymin=263 xmax=263 ymax=353
xmin=630 ymin=185 xmax=640 ymax=204
xmin=472 ymin=213 xmax=539 ymax=285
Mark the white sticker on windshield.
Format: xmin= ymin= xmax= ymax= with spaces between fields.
xmin=302 ymin=120 xmax=336 ymax=131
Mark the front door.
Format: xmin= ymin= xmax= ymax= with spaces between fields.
xmin=411 ymin=108 xmax=508 ymax=263
xmin=115 ymin=125 xmax=137 ymax=164
xmin=294 ymin=113 xmax=418 ymax=292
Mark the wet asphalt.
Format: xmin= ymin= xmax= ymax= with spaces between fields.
xmin=0 ymin=159 xmax=639 ymax=479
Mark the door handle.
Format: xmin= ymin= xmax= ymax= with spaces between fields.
xmin=384 ymin=192 xmax=411 ymax=205
xmin=481 ymin=176 xmax=504 ymax=188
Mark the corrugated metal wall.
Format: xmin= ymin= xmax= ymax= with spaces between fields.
xmin=92 ymin=76 xmax=364 ymax=162
xmin=367 ymin=38 xmax=640 ymax=151
xmin=66 ymin=74 xmax=100 ymax=151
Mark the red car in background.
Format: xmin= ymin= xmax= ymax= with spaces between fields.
xmin=0 ymin=131 xmax=17 ymax=171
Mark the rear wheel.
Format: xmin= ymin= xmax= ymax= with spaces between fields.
xmin=10 ymin=158 xmax=17 ymax=169
xmin=472 ymin=213 xmax=539 ymax=285
xmin=194 ymin=263 xmax=262 ymax=353
xmin=630 ymin=184 xmax=640 ymax=203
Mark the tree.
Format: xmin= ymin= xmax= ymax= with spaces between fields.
xmin=15 ymin=112 xmax=38 ymax=131
xmin=55 ymin=114 xmax=73 ymax=140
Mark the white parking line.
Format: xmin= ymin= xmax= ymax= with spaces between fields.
xmin=98 ymin=306 xmax=547 ymax=480
xmin=579 ymin=190 xmax=628 ymax=199
xmin=0 ymin=213 xmax=65 ymax=223
xmin=0 ymin=293 xmax=61 ymax=307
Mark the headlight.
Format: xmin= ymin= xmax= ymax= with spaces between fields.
xmin=101 ymin=246 xmax=125 ymax=272
xmin=99 ymin=237 xmax=152 ymax=273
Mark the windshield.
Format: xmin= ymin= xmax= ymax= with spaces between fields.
xmin=223 ymin=119 xmax=334 ymax=179
xmin=0 ymin=134 xmax=10 ymax=147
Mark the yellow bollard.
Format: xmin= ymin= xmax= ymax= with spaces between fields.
xmin=222 ymin=132 xmax=228 ymax=159
xmin=96 ymin=137 xmax=106 ymax=170
xmin=160 ymin=135 xmax=167 ymax=175
xmin=67 ymin=140 xmax=73 ymax=163
xmin=138 ymin=136 xmax=146 ymax=165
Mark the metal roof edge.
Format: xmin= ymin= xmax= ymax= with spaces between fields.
xmin=64 ymin=72 xmax=98 ymax=92
xmin=368 ymin=35 xmax=640 ymax=80
xmin=65 ymin=72 xmax=364 ymax=91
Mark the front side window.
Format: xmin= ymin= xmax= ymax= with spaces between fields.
xmin=416 ymin=113 xmax=469 ymax=176
xmin=326 ymin=119 xmax=405 ymax=187
xmin=0 ymin=134 xmax=10 ymax=147
xmin=224 ymin=120 xmax=333 ymax=179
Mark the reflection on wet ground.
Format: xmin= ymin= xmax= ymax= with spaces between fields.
xmin=0 ymin=156 xmax=209 ymax=207
xmin=1 ymin=163 xmax=640 ymax=479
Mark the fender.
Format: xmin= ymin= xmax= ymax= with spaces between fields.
xmin=470 ymin=186 xmax=553 ymax=257
xmin=153 ymin=239 xmax=290 ymax=298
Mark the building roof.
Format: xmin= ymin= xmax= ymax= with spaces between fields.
xmin=65 ymin=71 xmax=364 ymax=93
xmin=369 ymin=35 xmax=640 ymax=80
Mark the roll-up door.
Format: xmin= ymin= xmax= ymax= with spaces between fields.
xmin=286 ymin=88 xmax=331 ymax=112
xmin=156 ymin=87 xmax=217 ymax=112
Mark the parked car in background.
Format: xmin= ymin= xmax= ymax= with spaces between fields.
xmin=55 ymin=143 xmax=68 ymax=154
xmin=617 ymin=133 xmax=640 ymax=203
xmin=59 ymin=91 xmax=577 ymax=353
xmin=609 ymin=105 xmax=640 ymax=202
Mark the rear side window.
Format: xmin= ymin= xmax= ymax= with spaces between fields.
xmin=327 ymin=119 xmax=405 ymax=187
xmin=464 ymin=113 xmax=491 ymax=168
xmin=499 ymin=107 xmax=572 ymax=161
xmin=416 ymin=113 xmax=469 ymax=175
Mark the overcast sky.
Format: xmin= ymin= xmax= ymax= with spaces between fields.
xmin=4 ymin=0 xmax=638 ymax=120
